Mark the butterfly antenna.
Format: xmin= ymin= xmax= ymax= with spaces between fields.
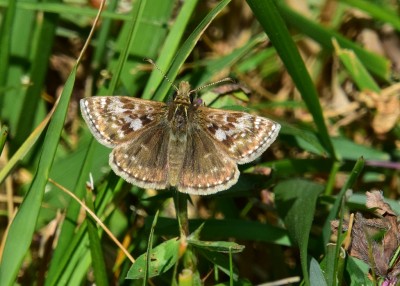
xmin=144 ymin=58 xmax=179 ymax=91
xmin=189 ymin=78 xmax=235 ymax=94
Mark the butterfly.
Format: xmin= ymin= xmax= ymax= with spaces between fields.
xmin=80 ymin=80 xmax=280 ymax=195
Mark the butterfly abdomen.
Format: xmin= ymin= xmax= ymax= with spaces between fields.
xmin=167 ymin=133 xmax=187 ymax=187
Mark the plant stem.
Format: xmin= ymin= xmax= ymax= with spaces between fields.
xmin=174 ymin=190 xmax=189 ymax=238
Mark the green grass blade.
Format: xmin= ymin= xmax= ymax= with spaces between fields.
xmin=0 ymin=67 xmax=77 ymax=286
xmin=142 ymin=0 xmax=199 ymax=99
xmin=86 ymin=191 xmax=108 ymax=286
xmin=321 ymin=157 xmax=365 ymax=246
xmin=247 ymin=0 xmax=337 ymax=159
xmin=144 ymin=210 xmax=160 ymax=284
xmin=152 ymin=0 xmax=231 ymax=101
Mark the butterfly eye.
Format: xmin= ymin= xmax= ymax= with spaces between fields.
xmin=193 ymin=98 xmax=203 ymax=107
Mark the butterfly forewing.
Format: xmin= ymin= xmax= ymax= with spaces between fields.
xmin=198 ymin=107 xmax=280 ymax=164
xmin=178 ymin=127 xmax=239 ymax=195
xmin=80 ymin=96 xmax=166 ymax=147
xmin=110 ymin=123 xmax=170 ymax=190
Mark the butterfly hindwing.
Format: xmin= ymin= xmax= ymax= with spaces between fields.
xmin=178 ymin=126 xmax=239 ymax=195
xmin=109 ymin=123 xmax=170 ymax=190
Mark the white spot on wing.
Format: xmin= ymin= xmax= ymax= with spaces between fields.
xmin=129 ymin=118 xmax=143 ymax=131
xmin=215 ymin=129 xmax=227 ymax=141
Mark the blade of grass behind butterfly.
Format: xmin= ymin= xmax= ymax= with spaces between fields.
xmin=247 ymin=0 xmax=337 ymax=160
xmin=152 ymin=0 xmax=232 ymax=102
xmin=0 ymin=66 xmax=77 ymax=286
xmin=142 ymin=0 xmax=199 ymax=100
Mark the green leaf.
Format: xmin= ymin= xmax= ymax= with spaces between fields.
xmin=275 ymin=179 xmax=324 ymax=286
xmin=126 ymin=237 xmax=180 ymax=279
xmin=346 ymin=257 xmax=372 ymax=286
xmin=309 ymin=257 xmax=328 ymax=286
xmin=332 ymin=137 xmax=389 ymax=161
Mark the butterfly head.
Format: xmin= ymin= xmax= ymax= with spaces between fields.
xmin=173 ymin=81 xmax=192 ymax=104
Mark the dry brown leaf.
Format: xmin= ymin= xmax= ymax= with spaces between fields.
xmin=366 ymin=190 xmax=396 ymax=216
xmin=357 ymin=84 xmax=400 ymax=134
xmin=331 ymin=191 xmax=400 ymax=284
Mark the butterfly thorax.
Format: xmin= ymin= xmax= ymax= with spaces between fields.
xmin=167 ymin=81 xmax=198 ymax=136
